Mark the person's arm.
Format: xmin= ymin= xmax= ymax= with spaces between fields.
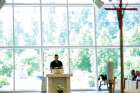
xmin=60 ymin=61 xmax=63 ymax=69
xmin=50 ymin=62 xmax=53 ymax=73
xmin=50 ymin=68 xmax=52 ymax=73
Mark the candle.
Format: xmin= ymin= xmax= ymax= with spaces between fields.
xmin=107 ymin=61 xmax=114 ymax=80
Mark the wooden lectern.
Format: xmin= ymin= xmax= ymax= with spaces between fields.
xmin=47 ymin=74 xmax=72 ymax=93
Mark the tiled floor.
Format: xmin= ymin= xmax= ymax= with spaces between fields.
xmin=1 ymin=90 xmax=140 ymax=93
xmin=71 ymin=91 xmax=109 ymax=93
xmin=0 ymin=91 xmax=109 ymax=93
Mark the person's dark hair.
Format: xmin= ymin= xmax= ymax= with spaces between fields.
xmin=98 ymin=74 xmax=107 ymax=81
xmin=131 ymin=69 xmax=136 ymax=81
xmin=131 ymin=69 xmax=135 ymax=75
xmin=55 ymin=54 xmax=58 ymax=56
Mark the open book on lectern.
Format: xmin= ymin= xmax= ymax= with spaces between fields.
xmin=51 ymin=68 xmax=64 ymax=74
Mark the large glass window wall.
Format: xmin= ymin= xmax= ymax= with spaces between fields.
xmin=0 ymin=0 xmax=140 ymax=91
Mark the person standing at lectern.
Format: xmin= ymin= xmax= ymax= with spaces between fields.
xmin=50 ymin=54 xmax=63 ymax=73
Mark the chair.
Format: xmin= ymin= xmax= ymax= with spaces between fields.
xmin=107 ymin=77 xmax=116 ymax=93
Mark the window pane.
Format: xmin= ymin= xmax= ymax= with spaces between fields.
xmin=103 ymin=0 xmax=119 ymax=4
xmin=42 ymin=7 xmax=68 ymax=46
xmin=69 ymin=7 xmax=95 ymax=46
xmin=124 ymin=47 xmax=140 ymax=79
xmin=103 ymin=0 xmax=140 ymax=4
xmin=6 ymin=0 xmax=12 ymax=3
xmin=44 ymin=48 xmax=69 ymax=74
xmin=97 ymin=47 xmax=120 ymax=78
xmin=96 ymin=6 xmax=119 ymax=46
xmin=0 ymin=6 xmax=13 ymax=46
xmin=42 ymin=0 xmax=67 ymax=4
xmin=13 ymin=0 xmax=40 ymax=3
xmin=0 ymin=49 xmax=13 ymax=91
xmin=70 ymin=48 xmax=96 ymax=89
xmin=15 ymin=48 xmax=42 ymax=90
xmin=14 ymin=7 xmax=41 ymax=46
xmin=123 ymin=6 xmax=140 ymax=46
xmin=68 ymin=0 xmax=93 ymax=4
xmin=125 ymin=0 xmax=140 ymax=3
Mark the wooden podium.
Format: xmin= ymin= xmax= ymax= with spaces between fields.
xmin=47 ymin=74 xmax=72 ymax=93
